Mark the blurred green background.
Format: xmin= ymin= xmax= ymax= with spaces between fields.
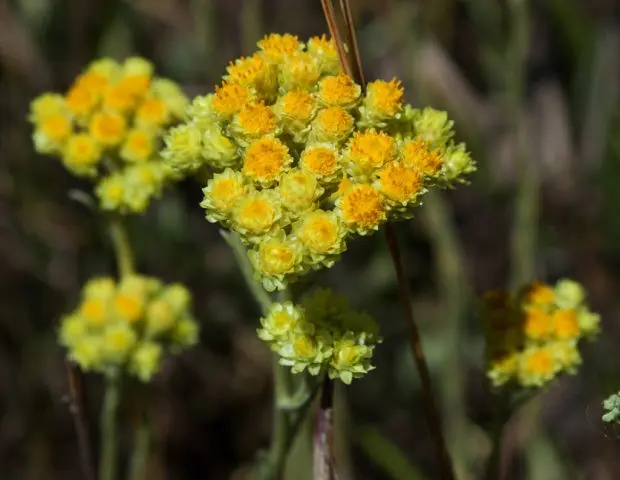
xmin=2 ymin=0 xmax=620 ymax=478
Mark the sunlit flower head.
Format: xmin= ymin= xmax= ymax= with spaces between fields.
xmin=375 ymin=162 xmax=423 ymax=208
xmin=401 ymin=138 xmax=443 ymax=177
xmin=226 ymin=54 xmax=277 ymax=97
xmin=310 ymin=106 xmax=354 ymax=143
xmin=120 ymin=129 xmax=154 ymax=163
xmin=344 ymin=130 xmax=396 ymax=180
xmin=212 ymin=82 xmax=253 ymax=118
xmin=279 ymin=169 xmax=323 ymax=216
xmin=63 ymin=133 xmax=102 ymax=176
xmin=279 ymin=52 xmax=322 ymax=92
xmin=307 ymin=35 xmax=340 ymax=75
xmin=242 ymin=137 xmax=291 ymax=186
xmin=136 ymin=98 xmax=170 ymax=129
xmin=552 ymin=309 xmax=580 ymax=340
xmin=362 ymin=78 xmax=404 ymax=123
xmin=258 ymin=33 xmax=302 ymax=63
xmin=518 ymin=346 xmax=559 ymax=388
xmin=249 ymin=232 xmax=305 ymax=291
xmin=232 ymin=190 xmax=282 ymax=242
xmin=337 ymin=184 xmax=386 ymax=235
xmin=233 ymin=101 xmax=278 ymax=139
xmin=318 ymin=73 xmax=361 ymax=108
xmin=299 ymin=144 xmax=340 ymax=182
xmin=295 ymin=209 xmax=346 ymax=267
xmin=89 ymin=111 xmax=126 ymax=146
xmin=200 ymin=169 xmax=248 ymax=223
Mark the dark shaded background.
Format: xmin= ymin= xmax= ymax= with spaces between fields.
xmin=2 ymin=0 xmax=620 ymax=478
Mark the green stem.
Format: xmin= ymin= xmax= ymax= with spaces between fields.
xmin=220 ymin=230 xmax=317 ymax=479
xmin=108 ymin=216 xmax=135 ymax=278
xmin=128 ymin=400 xmax=151 ymax=480
xmin=99 ymin=375 xmax=121 ymax=480
xmin=484 ymin=404 xmax=506 ymax=480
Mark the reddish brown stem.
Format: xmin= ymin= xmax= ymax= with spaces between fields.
xmin=385 ymin=225 xmax=454 ymax=480
xmin=65 ymin=361 xmax=96 ymax=480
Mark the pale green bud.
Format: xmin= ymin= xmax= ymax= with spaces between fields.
xmin=162 ymin=123 xmax=204 ymax=172
xmin=554 ymin=279 xmax=585 ymax=309
xmin=202 ymin=127 xmax=240 ymax=169
xmin=412 ymin=107 xmax=454 ymax=148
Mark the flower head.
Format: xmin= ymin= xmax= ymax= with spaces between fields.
xmin=318 ymin=73 xmax=361 ymax=108
xmin=242 ymin=137 xmax=291 ymax=186
xmin=310 ymin=106 xmax=354 ymax=143
xmin=344 ymin=130 xmax=396 ymax=180
xmin=231 ymin=190 xmax=282 ymax=243
xmin=337 ymin=184 xmax=386 ymax=235
xmin=63 ymin=134 xmax=102 ymax=176
xmin=201 ymin=169 xmax=248 ymax=223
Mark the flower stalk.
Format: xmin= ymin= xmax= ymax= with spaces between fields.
xmin=99 ymin=374 xmax=121 ymax=480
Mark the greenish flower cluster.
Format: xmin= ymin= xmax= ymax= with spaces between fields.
xmin=257 ymin=288 xmax=380 ymax=384
xmin=162 ymin=33 xmax=476 ymax=292
xmin=480 ymin=279 xmax=600 ymax=389
xmin=602 ymin=392 xmax=620 ymax=423
xmin=59 ymin=275 xmax=199 ymax=381
xmin=29 ymin=57 xmax=189 ymax=213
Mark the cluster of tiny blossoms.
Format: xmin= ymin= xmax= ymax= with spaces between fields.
xmin=258 ymin=288 xmax=380 ymax=384
xmin=162 ymin=34 xmax=475 ymax=291
xmin=29 ymin=57 xmax=188 ymax=213
xmin=480 ymin=279 xmax=600 ymax=389
xmin=59 ymin=276 xmax=198 ymax=381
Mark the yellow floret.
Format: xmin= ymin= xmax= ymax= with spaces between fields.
xmin=63 ymin=134 xmax=101 ymax=176
xmin=344 ymin=130 xmax=396 ymax=179
xmin=233 ymin=101 xmax=278 ymax=139
xmin=307 ymin=35 xmax=340 ymax=75
xmin=364 ymin=78 xmax=404 ymax=119
xmin=401 ymin=138 xmax=444 ymax=176
xmin=375 ymin=162 xmax=423 ymax=207
xmin=552 ymin=309 xmax=580 ymax=340
xmin=103 ymin=323 xmax=137 ymax=364
xmin=487 ymin=351 xmax=519 ymax=387
xmin=232 ymin=190 xmax=282 ymax=242
xmin=279 ymin=169 xmax=323 ymax=216
xmin=200 ymin=169 xmax=248 ymax=223
xmin=120 ymin=129 xmax=154 ymax=163
xmin=277 ymin=90 xmax=316 ymax=124
xmin=295 ymin=209 xmax=346 ymax=266
xmin=318 ymin=73 xmax=361 ymax=108
xmin=299 ymin=144 xmax=340 ymax=182
xmin=279 ymin=52 xmax=321 ymax=91
xmin=116 ymin=73 xmax=151 ymax=99
xmin=518 ymin=346 xmax=559 ymax=387
xmin=89 ymin=111 xmax=126 ymax=146
xmin=30 ymin=93 xmax=67 ymax=123
xmin=523 ymin=281 xmax=555 ymax=308
xmin=103 ymin=82 xmax=139 ymax=113
xmin=41 ymin=113 xmax=72 ymax=143
xmin=66 ymin=84 xmax=99 ymax=118
xmin=311 ymin=106 xmax=354 ymax=143
xmin=523 ymin=308 xmax=553 ymax=341
xmin=113 ymin=294 xmax=144 ymax=323
xmin=130 ymin=342 xmax=162 ymax=381
xmin=145 ymin=299 xmax=175 ymax=336
xmin=226 ymin=54 xmax=276 ymax=98
xmin=242 ymin=137 xmax=291 ymax=186
xmin=258 ymin=302 xmax=304 ymax=341
xmin=72 ymin=336 xmax=104 ymax=371
xmin=212 ymin=82 xmax=252 ymax=118
xmin=80 ymin=298 xmax=107 ymax=328
xmin=338 ymin=184 xmax=386 ymax=235
xmin=258 ymin=33 xmax=302 ymax=63
xmin=97 ymin=173 xmax=126 ymax=211
xmin=136 ymin=98 xmax=170 ymax=129
xmin=249 ymin=233 xmax=304 ymax=291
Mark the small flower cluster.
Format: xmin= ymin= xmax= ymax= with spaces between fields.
xmin=59 ymin=276 xmax=199 ymax=381
xmin=480 ymin=279 xmax=600 ymax=389
xmin=162 ymin=34 xmax=475 ymax=291
xmin=257 ymin=288 xmax=380 ymax=384
xmin=29 ymin=57 xmax=188 ymax=213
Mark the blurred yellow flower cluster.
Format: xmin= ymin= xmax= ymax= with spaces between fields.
xmin=29 ymin=57 xmax=188 ymax=213
xmin=480 ymin=279 xmax=600 ymax=389
xmin=59 ymin=276 xmax=198 ymax=381
xmin=258 ymin=288 xmax=380 ymax=384
xmin=162 ymin=33 xmax=476 ymax=291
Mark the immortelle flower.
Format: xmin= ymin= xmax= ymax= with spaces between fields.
xmin=258 ymin=288 xmax=381 ymax=384
xmin=29 ymin=56 xmax=189 ymax=213
xmin=479 ymin=278 xmax=600 ymax=389
xmin=59 ymin=275 xmax=198 ymax=381
xmin=162 ymin=33 xmax=476 ymax=290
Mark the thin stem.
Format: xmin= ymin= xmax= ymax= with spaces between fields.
xmin=385 ymin=225 xmax=454 ymax=480
xmin=65 ymin=361 xmax=96 ymax=480
xmin=314 ymin=375 xmax=335 ymax=480
xmin=484 ymin=406 xmax=506 ymax=480
xmin=128 ymin=412 xmax=151 ymax=480
xmin=220 ymin=230 xmax=318 ymax=479
xmin=108 ymin=216 xmax=135 ymax=279
xmin=317 ymin=1 xmax=455 ymax=477
xmin=99 ymin=375 xmax=121 ymax=480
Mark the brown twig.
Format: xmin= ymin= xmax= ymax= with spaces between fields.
xmin=65 ymin=361 xmax=96 ymax=480
xmin=318 ymin=1 xmax=455 ymax=478
xmin=385 ymin=226 xmax=454 ymax=480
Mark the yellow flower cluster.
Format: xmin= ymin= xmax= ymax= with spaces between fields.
xmin=480 ymin=279 xmax=600 ymax=389
xmin=163 ymin=34 xmax=475 ymax=291
xmin=29 ymin=57 xmax=188 ymax=213
xmin=59 ymin=276 xmax=198 ymax=381
xmin=258 ymin=288 xmax=380 ymax=384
